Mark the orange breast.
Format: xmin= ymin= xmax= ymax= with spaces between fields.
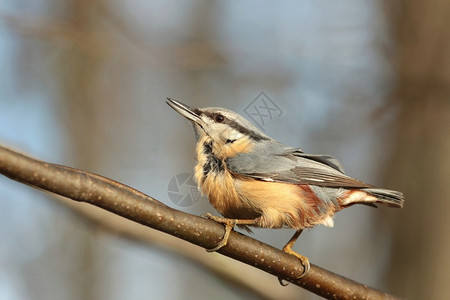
xmin=235 ymin=178 xmax=338 ymax=229
xmin=235 ymin=179 xmax=304 ymax=228
xmin=194 ymin=165 xmax=260 ymax=219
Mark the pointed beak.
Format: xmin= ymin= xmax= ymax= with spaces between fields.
xmin=166 ymin=98 xmax=202 ymax=125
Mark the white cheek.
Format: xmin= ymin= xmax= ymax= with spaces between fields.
xmin=228 ymin=130 xmax=243 ymax=140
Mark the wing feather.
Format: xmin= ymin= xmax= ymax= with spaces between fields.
xmin=226 ymin=146 xmax=372 ymax=188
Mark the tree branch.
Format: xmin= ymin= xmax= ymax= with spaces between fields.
xmin=49 ymin=195 xmax=302 ymax=300
xmin=0 ymin=145 xmax=399 ymax=299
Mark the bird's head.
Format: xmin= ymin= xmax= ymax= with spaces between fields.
xmin=167 ymin=98 xmax=271 ymax=158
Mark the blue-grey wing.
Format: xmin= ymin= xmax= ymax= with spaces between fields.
xmin=226 ymin=144 xmax=372 ymax=188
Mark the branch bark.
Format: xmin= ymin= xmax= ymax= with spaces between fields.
xmin=0 ymin=145 xmax=399 ymax=300
xmin=50 ymin=194 xmax=303 ymax=300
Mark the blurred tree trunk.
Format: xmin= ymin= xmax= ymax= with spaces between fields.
xmin=54 ymin=0 xmax=106 ymax=299
xmin=382 ymin=1 xmax=450 ymax=299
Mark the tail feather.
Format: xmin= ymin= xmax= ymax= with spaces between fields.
xmin=363 ymin=188 xmax=404 ymax=208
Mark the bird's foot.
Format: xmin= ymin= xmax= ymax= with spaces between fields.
xmin=278 ymin=230 xmax=310 ymax=286
xmin=283 ymin=247 xmax=310 ymax=278
xmin=202 ymin=213 xmax=237 ymax=252
xmin=277 ymin=250 xmax=310 ymax=286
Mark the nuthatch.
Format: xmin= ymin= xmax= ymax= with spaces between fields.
xmin=166 ymin=98 xmax=404 ymax=279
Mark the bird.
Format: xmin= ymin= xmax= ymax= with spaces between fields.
xmin=166 ymin=98 xmax=404 ymax=279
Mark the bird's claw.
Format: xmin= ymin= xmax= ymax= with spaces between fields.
xmin=278 ymin=278 xmax=290 ymax=286
xmin=277 ymin=248 xmax=310 ymax=285
xmin=202 ymin=212 xmax=237 ymax=252
xmin=286 ymin=250 xmax=310 ymax=278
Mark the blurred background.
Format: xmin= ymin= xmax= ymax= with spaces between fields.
xmin=1 ymin=1 xmax=449 ymax=299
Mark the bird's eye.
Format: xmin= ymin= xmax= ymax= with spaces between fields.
xmin=215 ymin=114 xmax=225 ymax=123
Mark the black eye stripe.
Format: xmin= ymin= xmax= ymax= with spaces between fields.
xmin=193 ymin=108 xmax=203 ymax=116
xmin=203 ymin=112 xmax=227 ymax=123
xmin=202 ymin=111 xmax=269 ymax=142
